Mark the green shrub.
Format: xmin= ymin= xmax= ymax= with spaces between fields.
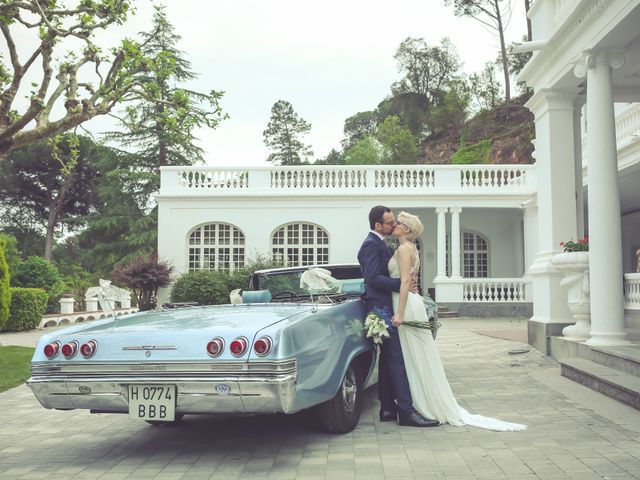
xmin=227 ymin=255 xmax=285 ymax=291
xmin=0 ymin=244 xmax=10 ymax=331
xmin=0 ymin=234 xmax=21 ymax=279
xmin=3 ymin=288 xmax=48 ymax=332
xmin=451 ymin=139 xmax=492 ymax=164
xmin=170 ymin=270 xmax=231 ymax=305
xmin=12 ymin=256 xmax=64 ymax=313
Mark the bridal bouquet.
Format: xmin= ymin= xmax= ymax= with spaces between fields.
xmin=364 ymin=309 xmax=390 ymax=346
xmin=402 ymin=318 xmax=442 ymax=340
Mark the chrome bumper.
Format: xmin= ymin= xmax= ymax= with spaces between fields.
xmin=27 ymin=359 xmax=297 ymax=414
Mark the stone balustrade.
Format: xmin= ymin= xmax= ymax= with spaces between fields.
xmin=462 ymin=278 xmax=528 ymax=303
xmin=625 ymin=273 xmax=640 ymax=310
xmin=40 ymin=295 xmax=138 ymax=328
xmin=159 ymin=164 xmax=537 ymax=197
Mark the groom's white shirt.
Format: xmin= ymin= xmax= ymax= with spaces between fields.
xmin=370 ymin=230 xmax=385 ymax=242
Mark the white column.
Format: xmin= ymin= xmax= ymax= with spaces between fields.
xmin=573 ymin=100 xmax=586 ymax=239
xmin=85 ymin=297 xmax=99 ymax=312
xmin=525 ymin=89 xmax=579 ymax=334
xmin=522 ymin=203 xmax=538 ymax=302
xmin=450 ymin=208 xmax=462 ymax=278
xmin=435 ymin=207 xmax=448 ymax=280
xmin=579 ymin=53 xmax=629 ymax=346
xmin=59 ymin=297 xmax=75 ymax=314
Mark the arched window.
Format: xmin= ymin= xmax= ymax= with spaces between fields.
xmin=463 ymin=231 xmax=489 ymax=278
xmin=271 ymin=222 xmax=329 ymax=266
xmin=188 ymin=223 xmax=245 ymax=271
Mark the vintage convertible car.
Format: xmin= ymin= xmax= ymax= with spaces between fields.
xmin=28 ymin=264 xmax=438 ymax=433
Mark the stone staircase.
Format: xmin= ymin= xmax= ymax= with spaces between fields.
xmin=552 ymin=337 xmax=640 ymax=410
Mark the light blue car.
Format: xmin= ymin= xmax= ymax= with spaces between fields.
xmin=28 ymin=264 xmax=438 ymax=433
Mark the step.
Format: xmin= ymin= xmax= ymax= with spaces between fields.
xmin=438 ymin=311 xmax=458 ymax=319
xmin=589 ymin=346 xmax=640 ymax=376
xmin=560 ymin=358 xmax=640 ymax=410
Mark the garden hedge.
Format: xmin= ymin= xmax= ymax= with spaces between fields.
xmin=0 ymin=244 xmax=9 ymax=330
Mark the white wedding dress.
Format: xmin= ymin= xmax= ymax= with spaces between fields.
xmin=389 ymin=252 xmax=527 ymax=431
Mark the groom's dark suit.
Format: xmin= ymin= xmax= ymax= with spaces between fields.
xmin=357 ymin=231 xmax=414 ymax=419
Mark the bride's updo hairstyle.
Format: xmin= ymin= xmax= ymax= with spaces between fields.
xmin=398 ymin=211 xmax=424 ymax=241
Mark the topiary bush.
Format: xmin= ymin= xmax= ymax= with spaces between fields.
xmin=0 ymin=243 xmax=10 ymax=331
xmin=3 ymin=288 xmax=48 ymax=332
xmin=170 ymin=270 xmax=231 ymax=306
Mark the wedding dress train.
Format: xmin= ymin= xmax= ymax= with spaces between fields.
xmin=389 ymin=253 xmax=526 ymax=431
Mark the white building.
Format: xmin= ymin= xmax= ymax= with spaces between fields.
xmin=158 ymin=1 xmax=640 ymax=374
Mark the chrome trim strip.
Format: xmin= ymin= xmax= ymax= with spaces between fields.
xmin=122 ymin=345 xmax=178 ymax=350
xmin=30 ymin=359 xmax=297 ymax=376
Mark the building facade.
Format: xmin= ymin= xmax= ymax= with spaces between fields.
xmin=157 ymin=0 xmax=640 ymax=354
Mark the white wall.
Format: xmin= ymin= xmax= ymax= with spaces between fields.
xmin=158 ymin=199 xmax=526 ymax=300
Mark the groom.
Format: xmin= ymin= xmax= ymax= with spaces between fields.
xmin=357 ymin=206 xmax=439 ymax=427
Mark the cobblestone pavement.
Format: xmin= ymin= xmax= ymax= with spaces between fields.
xmin=1 ymin=318 xmax=640 ymax=480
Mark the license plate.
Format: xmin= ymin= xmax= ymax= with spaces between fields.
xmin=128 ymin=384 xmax=176 ymax=421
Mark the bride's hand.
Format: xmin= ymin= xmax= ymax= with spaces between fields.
xmin=391 ymin=314 xmax=403 ymax=327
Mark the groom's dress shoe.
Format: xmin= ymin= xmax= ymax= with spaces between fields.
xmin=398 ymin=412 xmax=440 ymax=427
xmin=379 ymin=410 xmax=397 ymax=422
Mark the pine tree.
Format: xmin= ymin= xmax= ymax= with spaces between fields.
xmin=89 ymin=6 xmax=227 ymax=261
xmin=263 ymin=100 xmax=313 ymax=165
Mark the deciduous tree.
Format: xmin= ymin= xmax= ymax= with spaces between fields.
xmin=376 ymin=116 xmax=419 ymax=164
xmin=445 ymin=0 xmax=513 ymax=101
xmin=0 ymin=134 xmax=108 ymax=260
xmin=344 ymin=136 xmax=382 ymax=165
xmin=342 ymin=111 xmax=378 ymax=150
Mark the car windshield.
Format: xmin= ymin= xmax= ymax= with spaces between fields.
xmin=250 ymin=265 xmax=364 ymax=300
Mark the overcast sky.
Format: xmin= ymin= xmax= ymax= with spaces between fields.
xmin=34 ymin=1 xmax=528 ymax=166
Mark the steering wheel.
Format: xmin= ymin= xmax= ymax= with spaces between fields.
xmin=272 ymin=291 xmax=301 ymax=302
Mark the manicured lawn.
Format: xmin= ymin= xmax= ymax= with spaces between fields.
xmin=0 ymin=346 xmax=35 ymax=393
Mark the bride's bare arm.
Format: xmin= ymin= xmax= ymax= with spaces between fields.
xmin=392 ymin=244 xmax=413 ymax=327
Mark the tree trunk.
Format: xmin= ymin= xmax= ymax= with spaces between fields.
xmin=43 ymin=171 xmax=75 ymax=260
xmin=524 ymin=0 xmax=532 ymax=41
xmin=495 ymin=0 xmax=511 ymax=101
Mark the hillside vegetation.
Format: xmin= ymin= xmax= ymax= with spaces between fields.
xmin=420 ymin=94 xmax=535 ymax=165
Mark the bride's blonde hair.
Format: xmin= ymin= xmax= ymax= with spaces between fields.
xmin=397 ymin=211 xmax=423 ymax=241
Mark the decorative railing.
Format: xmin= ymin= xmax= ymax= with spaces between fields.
xmin=177 ymin=169 xmax=250 ymax=189
xmin=615 ymin=103 xmax=640 ymax=149
xmin=462 ymin=278 xmax=527 ymax=303
xmin=40 ymin=308 xmax=138 ymax=328
xmin=624 ymin=273 xmax=640 ymax=310
xmin=160 ymin=165 xmax=536 ymax=196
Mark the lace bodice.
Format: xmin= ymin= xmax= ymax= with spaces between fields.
xmin=388 ymin=248 xmax=420 ymax=279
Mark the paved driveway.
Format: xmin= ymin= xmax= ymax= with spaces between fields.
xmin=1 ymin=318 xmax=640 ymax=479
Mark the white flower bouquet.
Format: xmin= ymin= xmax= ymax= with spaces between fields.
xmin=364 ymin=310 xmax=390 ymax=346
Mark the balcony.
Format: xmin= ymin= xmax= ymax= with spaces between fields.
xmin=158 ymin=164 xmax=537 ymax=198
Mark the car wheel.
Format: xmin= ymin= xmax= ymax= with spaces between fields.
xmin=145 ymin=413 xmax=184 ymax=427
xmin=316 ymin=364 xmax=362 ymax=433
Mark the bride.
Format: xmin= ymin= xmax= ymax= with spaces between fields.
xmin=389 ymin=211 xmax=526 ymax=431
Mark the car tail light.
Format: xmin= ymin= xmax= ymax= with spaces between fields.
xmin=206 ymin=337 xmax=225 ymax=357
xmin=80 ymin=340 xmax=97 ymax=358
xmin=253 ymin=336 xmax=273 ymax=356
xmin=44 ymin=341 xmax=60 ymax=359
xmin=62 ymin=341 xmax=78 ymax=359
xmin=229 ymin=337 xmax=248 ymax=357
